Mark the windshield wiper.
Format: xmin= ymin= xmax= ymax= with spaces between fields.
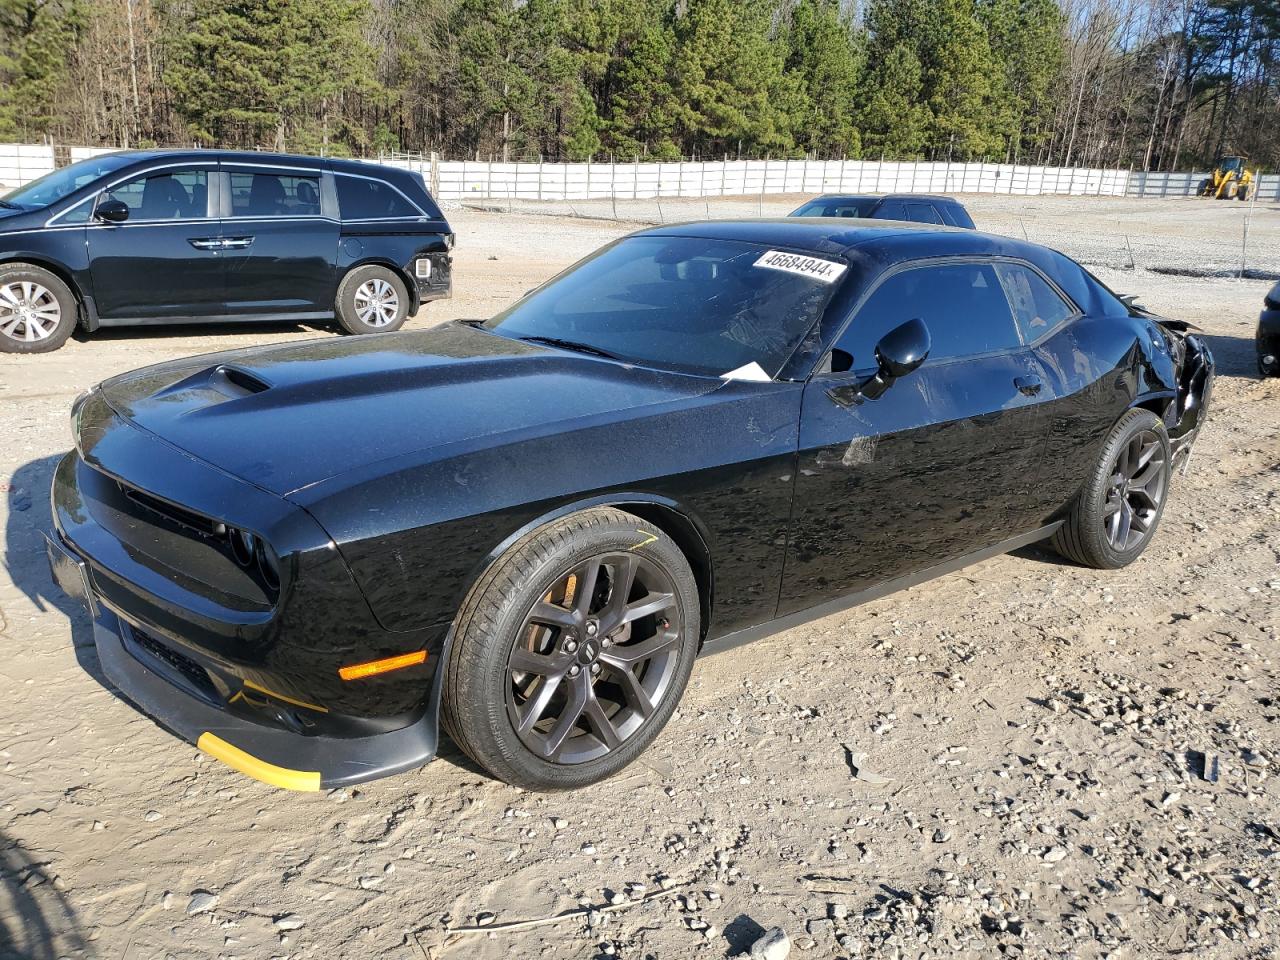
xmin=0 ymin=200 xmax=20 ymax=209
xmin=518 ymin=335 xmax=625 ymax=362
xmin=455 ymin=318 xmax=487 ymax=327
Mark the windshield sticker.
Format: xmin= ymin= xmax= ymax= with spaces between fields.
xmin=753 ymin=250 xmax=847 ymax=284
xmin=720 ymin=361 xmax=772 ymax=382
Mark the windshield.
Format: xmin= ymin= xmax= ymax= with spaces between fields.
xmin=791 ymin=198 xmax=878 ymax=218
xmin=1218 ymin=157 xmax=1244 ymax=174
xmin=484 ymin=235 xmax=846 ymax=378
xmin=1 ymin=154 xmax=133 ymax=208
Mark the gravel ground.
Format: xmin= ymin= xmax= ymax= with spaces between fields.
xmin=1 ymin=195 xmax=1277 ymax=960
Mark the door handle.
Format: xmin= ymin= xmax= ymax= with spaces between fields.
xmin=221 ymin=236 xmax=254 ymax=250
xmin=1014 ymin=375 xmax=1043 ymax=397
xmin=188 ymin=238 xmax=222 ymax=250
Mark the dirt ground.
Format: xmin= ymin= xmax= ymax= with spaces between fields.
xmin=1 ymin=194 xmax=1277 ymax=960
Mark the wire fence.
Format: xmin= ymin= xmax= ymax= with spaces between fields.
xmin=3 ymin=143 xmax=1276 ymax=202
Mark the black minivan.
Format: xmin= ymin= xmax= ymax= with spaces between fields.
xmin=0 ymin=150 xmax=453 ymax=353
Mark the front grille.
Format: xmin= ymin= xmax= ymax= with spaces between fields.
xmin=128 ymin=626 xmax=221 ymax=704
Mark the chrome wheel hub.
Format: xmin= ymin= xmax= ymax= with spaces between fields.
xmin=0 ymin=281 xmax=61 ymax=342
xmin=353 ymin=278 xmax=400 ymax=327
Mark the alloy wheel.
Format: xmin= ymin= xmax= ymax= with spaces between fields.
xmin=506 ymin=553 xmax=682 ymax=764
xmin=1103 ymin=428 xmax=1167 ymax=551
xmin=0 ymin=281 xmax=61 ymax=343
xmin=353 ymin=278 xmax=400 ymax=327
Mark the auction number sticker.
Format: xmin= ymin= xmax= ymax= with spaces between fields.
xmin=754 ymin=250 xmax=847 ymax=284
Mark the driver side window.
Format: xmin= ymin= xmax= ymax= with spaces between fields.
xmin=834 ymin=261 xmax=1022 ymax=371
xmin=103 ymin=168 xmax=210 ymax=221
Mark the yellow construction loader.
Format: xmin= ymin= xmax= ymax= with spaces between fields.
xmin=1199 ymin=155 xmax=1257 ymax=200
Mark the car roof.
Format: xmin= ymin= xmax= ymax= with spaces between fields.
xmin=637 ymin=218 xmax=1022 ymax=258
xmin=805 ymin=193 xmax=964 ymax=205
xmin=83 ymin=148 xmax=394 ymax=175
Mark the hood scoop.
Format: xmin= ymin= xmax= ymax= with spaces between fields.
xmin=156 ymin=363 xmax=274 ymax=402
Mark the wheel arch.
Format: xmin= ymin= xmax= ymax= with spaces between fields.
xmin=422 ymin=492 xmax=717 ymax=731
xmin=0 ymin=255 xmax=88 ymax=327
xmin=339 ymin=258 xmax=420 ymax=314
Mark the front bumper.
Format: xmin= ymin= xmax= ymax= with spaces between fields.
xmin=46 ymin=529 xmax=440 ymax=790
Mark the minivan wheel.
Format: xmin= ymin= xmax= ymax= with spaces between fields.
xmin=442 ymin=507 xmax=700 ymax=791
xmin=336 ymin=265 xmax=410 ymax=335
xmin=1051 ymin=408 xmax=1171 ymax=569
xmin=0 ymin=264 xmax=76 ymax=353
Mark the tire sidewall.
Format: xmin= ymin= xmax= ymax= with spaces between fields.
xmin=450 ymin=512 xmax=700 ymax=790
xmin=336 ymin=265 xmax=410 ymax=335
xmin=0 ymin=265 xmax=77 ymax=354
xmin=1080 ymin=410 xmax=1171 ymax=568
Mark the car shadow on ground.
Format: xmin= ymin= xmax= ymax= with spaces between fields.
xmin=4 ymin=454 xmax=110 ymax=694
xmin=71 ymin=318 xmax=330 ymax=346
xmin=0 ymin=827 xmax=89 ymax=960
xmin=1199 ymin=332 xmax=1260 ymax=381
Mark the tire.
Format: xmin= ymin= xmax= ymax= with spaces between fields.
xmin=1051 ymin=408 xmax=1172 ymax=569
xmin=0 ymin=263 xmax=77 ymax=353
xmin=1237 ymin=182 xmax=1252 ymax=201
xmin=442 ymin=507 xmax=700 ymax=790
xmin=335 ymin=265 xmax=410 ymax=335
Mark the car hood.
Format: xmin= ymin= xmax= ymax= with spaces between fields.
xmin=98 ymin=324 xmax=723 ymax=497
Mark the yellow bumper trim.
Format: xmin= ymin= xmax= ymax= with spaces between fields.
xmin=197 ymin=732 xmax=321 ymax=792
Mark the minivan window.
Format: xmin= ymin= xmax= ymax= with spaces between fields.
xmin=337 ymin=175 xmax=420 ymax=219
xmin=838 ymin=262 xmax=1021 ymax=369
xmin=3 ymin=154 xmax=134 ymax=208
xmin=995 ymin=262 xmax=1076 ymax=341
xmin=905 ymin=202 xmax=944 ymax=225
xmin=229 ymin=172 xmax=322 ymax=218
xmin=104 ymin=169 xmax=210 ymax=220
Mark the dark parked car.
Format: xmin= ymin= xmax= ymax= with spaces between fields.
xmin=791 ymin=193 xmax=976 ymax=228
xmin=46 ymin=220 xmax=1213 ymax=792
xmin=0 ymin=149 xmax=453 ymax=353
xmin=1258 ymin=281 xmax=1280 ymax=376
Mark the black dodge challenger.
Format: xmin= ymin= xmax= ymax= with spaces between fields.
xmin=46 ymin=220 xmax=1214 ymax=792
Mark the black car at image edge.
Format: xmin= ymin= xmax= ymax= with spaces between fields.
xmin=0 ymin=149 xmax=453 ymax=352
xmin=44 ymin=218 xmax=1213 ymax=792
xmin=1259 ymin=280 xmax=1280 ymax=376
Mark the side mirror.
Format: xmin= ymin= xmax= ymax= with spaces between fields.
xmin=828 ymin=318 xmax=931 ymax=407
xmin=875 ymin=317 xmax=931 ymax=378
xmin=95 ymin=198 xmax=129 ymax=223
xmin=860 ymin=318 xmax=930 ymax=400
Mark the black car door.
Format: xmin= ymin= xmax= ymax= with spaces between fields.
xmin=219 ymin=164 xmax=339 ymax=317
xmin=779 ymin=258 xmax=1056 ymax=615
xmin=86 ymin=163 xmax=223 ymax=320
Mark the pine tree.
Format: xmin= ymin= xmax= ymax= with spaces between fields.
xmin=784 ymin=0 xmax=863 ymax=157
xmin=0 ymin=0 xmax=84 ymax=139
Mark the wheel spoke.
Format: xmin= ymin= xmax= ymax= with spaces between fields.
xmin=1104 ymin=496 xmax=1122 ymax=518
xmin=573 ymin=558 xmax=603 ymax=616
xmin=1129 ymin=508 xmax=1150 ymax=534
xmin=509 ymin=646 xmax=563 ymax=677
xmin=0 ymin=316 xmax=21 ymax=337
xmin=1115 ymin=501 xmax=1133 ymax=547
xmin=542 ymin=674 xmax=588 ymax=759
xmin=1130 ymin=486 xmax=1159 ymax=510
xmin=582 ymin=691 xmax=622 ymax=750
xmin=0 ymin=286 xmax=19 ymax=306
xmin=608 ymin=663 xmax=656 ymax=718
xmin=529 ymin=601 xmax=576 ymax=630
xmin=515 ymin=672 xmax=564 ymax=735
xmin=620 ymin=590 xmax=676 ymax=626
xmin=597 ymin=554 xmax=638 ymax=629
xmin=601 ymin=630 xmax=678 ymax=667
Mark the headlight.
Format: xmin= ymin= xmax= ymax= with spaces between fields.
xmin=257 ymin=540 xmax=280 ymax=590
xmin=228 ymin=527 xmax=256 ymax=566
xmin=445 ymin=233 xmax=455 ymax=251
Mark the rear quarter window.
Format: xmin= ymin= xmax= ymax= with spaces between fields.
xmin=337 ymin=176 xmax=421 ymax=220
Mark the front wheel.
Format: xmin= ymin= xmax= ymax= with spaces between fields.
xmin=1051 ymin=408 xmax=1172 ymax=569
xmin=335 ymin=265 xmax=410 ymax=335
xmin=0 ymin=264 xmax=77 ymax=353
xmin=442 ymin=507 xmax=700 ymax=790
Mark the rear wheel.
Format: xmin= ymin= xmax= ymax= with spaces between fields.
xmin=335 ymin=265 xmax=410 ymax=335
xmin=442 ymin=507 xmax=700 ymax=790
xmin=1051 ymin=409 xmax=1171 ymax=569
xmin=0 ymin=264 xmax=76 ymax=353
